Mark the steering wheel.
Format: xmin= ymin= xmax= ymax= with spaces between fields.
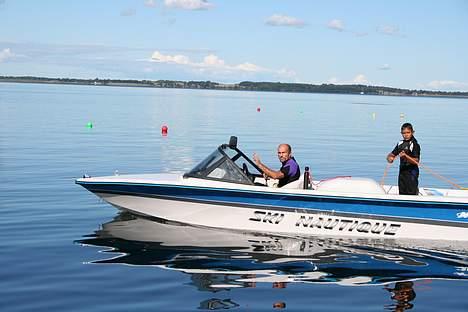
xmin=242 ymin=163 xmax=255 ymax=182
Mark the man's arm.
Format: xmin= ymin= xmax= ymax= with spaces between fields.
xmin=387 ymin=144 xmax=399 ymax=163
xmin=253 ymin=153 xmax=285 ymax=179
xmin=399 ymin=151 xmax=419 ymax=166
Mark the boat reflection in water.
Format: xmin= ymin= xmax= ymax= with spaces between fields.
xmin=78 ymin=212 xmax=468 ymax=310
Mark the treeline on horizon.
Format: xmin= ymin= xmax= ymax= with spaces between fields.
xmin=1 ymin=75 xmax=467 ymax=97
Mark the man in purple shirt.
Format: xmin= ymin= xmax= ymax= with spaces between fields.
xmin=253 ymin=144 xmax=300 ymax=187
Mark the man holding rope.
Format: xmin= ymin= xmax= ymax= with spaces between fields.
xmin=387 ymin=123 xmax=421 ymax=195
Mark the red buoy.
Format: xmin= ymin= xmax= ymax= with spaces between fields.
xmin=257 ymin=107 xmax=261 ymax=112
xmin=161 ymin=125 xmax=168 ymax=136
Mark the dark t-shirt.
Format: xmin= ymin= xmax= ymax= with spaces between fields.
xmin=391 ymin=137 xmax=421 ymax=171
xmin=278 ymin=157 xmax=300 ymax=187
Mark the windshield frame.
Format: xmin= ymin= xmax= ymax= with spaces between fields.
xmin=184 ymin=144 xmax=262 ymax=185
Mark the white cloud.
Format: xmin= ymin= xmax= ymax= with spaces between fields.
xmin=235 ymin=62 xmax=262 ymax=72
xmin=150 ymin=50 xmax=264 ymax=73
xmin=144 ymin=0 xmax=157 ymax=7
xmin=379 ymin=64 xmax=391 ymax=70
xmin=353 ymin=74 xmax=369 ymax=84
xmin=327 ymin=19 xmax=344 ymax=32
xmin=120 ymin=8 xmax=136 ymax=16
xmin=326 ymin=19 xmax=368 ymax=36
xmin=0 ymin=48 xmax=15 ymax=62
xmin=377 ymin=25 xmax=400 ymax=36
xmin=164 ymin=0 xmax=213 ymax=10
xmin=326 ymin=74 xmax=370 ymax=85
xmin=202 ymin=54 xmax=225 ymax=67
xmin=277 ymin=68 xmax=297 ymax=79
xmin=151 ymin=51 xmax=190 ymax=64
xmin=265 ymin=14 xmax=305 ymax=28
xmin=427 ymin=80 xmax=468 ymax=91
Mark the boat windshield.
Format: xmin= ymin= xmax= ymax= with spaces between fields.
xmin=185 ymin=144 xmax=260 ymax=185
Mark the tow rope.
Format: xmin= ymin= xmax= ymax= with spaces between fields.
xmin=381 ymin=154 xmax=467 ymax=190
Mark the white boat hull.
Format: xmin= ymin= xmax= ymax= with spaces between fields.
xmin=97 ymin=192 xmax=468 ymax=241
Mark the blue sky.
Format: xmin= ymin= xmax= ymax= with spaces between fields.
xmin=1 ymin=0 xmax=467 ymax=91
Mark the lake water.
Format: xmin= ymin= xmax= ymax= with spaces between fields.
xmin=1 ymin=82 xmax=467 ymax=311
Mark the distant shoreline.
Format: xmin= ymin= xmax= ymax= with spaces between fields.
xmin=1 ymin=75 xmax=467 ymax=98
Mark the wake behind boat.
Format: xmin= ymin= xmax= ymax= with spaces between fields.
xmin=76 ymin=136 xmax=468 ymax=241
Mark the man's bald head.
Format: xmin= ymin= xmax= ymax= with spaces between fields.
xmin=278 ymin=144 xmax=291 ymax=153
xmin=277 ymin=144 xmax=292 ymax=162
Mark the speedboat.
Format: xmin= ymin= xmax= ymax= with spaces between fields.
xmin=76 ymin=136 xmax=468 ymax=241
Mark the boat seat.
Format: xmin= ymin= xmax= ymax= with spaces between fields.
xmin=281 ymin=176 xmax=305 ymax=189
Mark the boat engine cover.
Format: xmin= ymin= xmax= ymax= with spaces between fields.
xmin=316 ymin=177 xmax=386 ymax=195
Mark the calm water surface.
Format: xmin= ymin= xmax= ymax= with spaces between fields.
xmin=1 ymin=83 xmax=467 ymax=311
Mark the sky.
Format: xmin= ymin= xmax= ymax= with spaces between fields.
xmin=1 ymin=0 xmax=468 ymax=91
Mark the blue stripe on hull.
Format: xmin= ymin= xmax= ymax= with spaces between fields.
xmin=77 ymin=181 xmax=468 ymax=224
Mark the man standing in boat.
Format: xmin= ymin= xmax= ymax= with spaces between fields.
xmin=386 ymin=123 xmax=421 ymax=195
xmin=253 ymin=144 xmax=300 ymax=187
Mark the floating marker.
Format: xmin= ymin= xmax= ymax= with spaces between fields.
xmin=273 ymin=302 xmax=286 ymax=309
xmin=400 ymin=113 xmax=405 ymax=119
xmin=86 ymin=121 xmax=93 ymax=128
xmin=257 ymin=107 xmax=261 ymax=112
xmin=161 ymin=125 xmax=168 ymax=136
xmin=372 ymin=112 xmax=376 ymax=120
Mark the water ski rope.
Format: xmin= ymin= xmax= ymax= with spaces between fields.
xmin=380 ymin=162 xmax=393 ymax=187
xmin=381 ymin=154 xmax=467 ymax=190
